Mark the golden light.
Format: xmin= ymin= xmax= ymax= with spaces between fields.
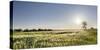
xmin=75 ymin=17 xmax=82 ymax=25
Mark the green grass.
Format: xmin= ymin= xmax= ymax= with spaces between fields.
xmin=10 ymin=29 xmax=97 ymax=49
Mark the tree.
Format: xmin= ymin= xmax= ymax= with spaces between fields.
xmin=82 ymin=21 xmax=87 ymax=30
xmin=23 ymin=29 xmax=29 ymax=32
xmin=14 ymin=29 xmax=22 ymax=32
xmin=30 ymin=29 xmax=37 ymax=31
xmin=38 ymin=28 xmax=43 ymax=31
xmin=90 ymin=27 xmax=94 ymax=30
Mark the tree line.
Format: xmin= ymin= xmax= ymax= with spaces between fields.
xmin=12 ymin=28 xmax=53 ymax=32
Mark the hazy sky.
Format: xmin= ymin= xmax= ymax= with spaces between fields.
xmin=12 ymin=1 xmax=97 ymax=29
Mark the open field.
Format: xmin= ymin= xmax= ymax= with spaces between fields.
xmin=10 ymin=29 xmax=97 ymax=49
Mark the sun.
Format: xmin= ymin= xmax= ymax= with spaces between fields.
xmin=74 ymin=14 xmax=84 ymax=25
xmin=75 ymin=17 xmax=82 ymax=25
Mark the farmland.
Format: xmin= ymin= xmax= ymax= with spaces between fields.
xmin=10 ymin=29 xmax=97 ymax=49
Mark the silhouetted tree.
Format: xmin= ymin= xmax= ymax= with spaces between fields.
xmin=23 ymin=29 xmax=29 ymax=32
xmin=90 ymin=27 xmax=94 ymax=30
xmin=14 ymin=29 xmax=22 ymax=32
xmin=38 ymin=28 xmax=43 ymax=31
xmin=37 ymin=28 xmax=53 ymax=31
xmin=82 ymin=21 xmax=87 ymax=30
xmin=30 ymin=29 xmax=37 ymax=31
xmin=22 ymin=28 xmax=53 ymax=32
xmin=47 ymin=29 xmax=52 ymax=31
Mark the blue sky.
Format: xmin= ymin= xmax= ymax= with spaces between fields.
xmin=12 ymin=1 xmax=97 ymax=29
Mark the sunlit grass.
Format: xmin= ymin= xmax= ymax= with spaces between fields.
xmin=10 ymin=29 xmax=97 ymax=49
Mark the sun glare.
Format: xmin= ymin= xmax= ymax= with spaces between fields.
xmin=76 ymin=18 xmax=82 ymax=25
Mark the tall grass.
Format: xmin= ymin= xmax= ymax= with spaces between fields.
xmin=10 ymin=29 xmax=97 ymax=49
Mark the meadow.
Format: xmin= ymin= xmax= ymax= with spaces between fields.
xmin=10 ymin=29 xmax=97 ymax=49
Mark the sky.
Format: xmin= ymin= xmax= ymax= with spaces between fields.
xmin=12 ymin=1 xmax=97 ymax=29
